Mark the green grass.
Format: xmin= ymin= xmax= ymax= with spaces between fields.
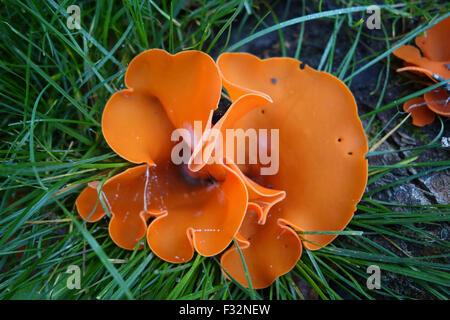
xmin=1 ymin=0 xmax=449 ymax=300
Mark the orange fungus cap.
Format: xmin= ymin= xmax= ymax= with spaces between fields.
xmin=216 ymin=52 xmax=368 ymax=288
xmin=76 ymin=49 xmax=248 ymax=263
xmin=415 ymin=17 xmax=450 ymax=62
xmin=423 ymin=87 xmax=450 ymax=117
xmin=393 ymin=17 xmax=450 ymax=80
xmin=403 ymin=97 xmax=436 ymax=127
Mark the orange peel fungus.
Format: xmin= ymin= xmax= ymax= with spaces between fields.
xmin=188 ymin=53 xmax=368 ymax=288
xmin=76 ymin=49 xmax=368 ymax=289
xmin=76 ymin=49 xmax=249 ymax=263
xmin=393 ymin=16 xmax=450 ymax=126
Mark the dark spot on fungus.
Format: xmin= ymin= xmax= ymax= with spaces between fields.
xmin=271 ymin=78 xmax=277 ymax=84
xmin=261 ymin=109 xmax=265 ymax=114
xmin=300 ymin=62 xmax=306 ymax=70
xmin=338 ymin=138 xmax=342 ymax=142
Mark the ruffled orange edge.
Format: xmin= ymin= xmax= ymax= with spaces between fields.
xmin=102 ymin=49 xmax=222 ymax=166
xmin=403 ymin=87 xmax=449 ymax=126
xmin=393 ymin=17 xmax=450 ymax=81
xmin=77 ymin=49 xmax=252 ymax=264
xmin=393 ymin=45 xmax=450 ymax=81
xmin=76 ymin=162 xmax=249 ymax=263
xmin=415 ymin=16 xmax=450 ymax=62
xmin=403 ymin=97 xmax=436 ymax=127
xmin=214 ymin=52 xmax=368 ymax=288
xmin=424 ymin=87 xmax=450 ymax=117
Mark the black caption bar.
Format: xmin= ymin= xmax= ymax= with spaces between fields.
xmin=1 ymin=300 xmax=444 ymax=319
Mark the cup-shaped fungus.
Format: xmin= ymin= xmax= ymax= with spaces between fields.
xmin=402 ymin=97 xmax=436 ymax=127
xmin=394 ymin=16 xmax=450 ymax=81
xmin=393 ymin=16 xmax=450 ymax=126
xmin=76 ymin=49 xmax=369 ymax=288
xmin=195 ymin=52 xmax=370 ymax=289
xmin=76 ymin=50 xmax=249 ymax=263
